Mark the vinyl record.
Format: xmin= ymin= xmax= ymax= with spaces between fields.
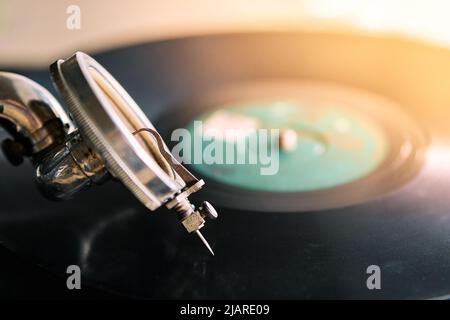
xmin=1 ymin=32 xmax=450 ymax=299
xmin=159 ymin=79 xmax=426 ymax=212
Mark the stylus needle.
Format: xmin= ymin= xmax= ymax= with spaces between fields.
xmin=195 ymin=230 xmax=215 ymax=256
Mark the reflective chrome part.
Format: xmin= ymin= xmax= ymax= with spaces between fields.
xmin=50 ymin=52 xmax=182 ymax=211
xmin=0 ymin=52 xmax=218 ymax=255
xmin=36 ymin=132 xmax=109 ymax=200
xmin=0 ymin=72 xmax=73 ymax=156
xmin=0 ymin=72 xmax=108 ymax=200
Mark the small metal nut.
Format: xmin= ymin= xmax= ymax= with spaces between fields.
xmin=181 ymin=211 xmax=205 ymax=233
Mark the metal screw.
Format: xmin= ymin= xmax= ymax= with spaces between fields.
xmin=199 ymin=201 xmax=218 ymax=220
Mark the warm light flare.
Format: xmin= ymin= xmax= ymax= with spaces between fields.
xmin=303 ymin=0 xmax=450 ymax=45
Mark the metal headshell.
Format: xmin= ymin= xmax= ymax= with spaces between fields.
xmin=0 ymin=52 xmax=217 ymax=254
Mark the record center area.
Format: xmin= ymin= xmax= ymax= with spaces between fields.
xmin=162 ymin=80 xmax=426 ymax=211
xmin=185 ymin=86 xmax=390 ymax=192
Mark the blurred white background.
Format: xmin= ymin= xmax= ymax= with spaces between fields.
xmin=1 ymin=0 xmax=449 ymax=67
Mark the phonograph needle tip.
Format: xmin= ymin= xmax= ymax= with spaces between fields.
xmin=195 ymin=230 xmax=214 ymax=256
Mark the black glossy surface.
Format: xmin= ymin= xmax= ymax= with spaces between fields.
xmin=1 ymin=32 xmax=450 ymax=299
xmin=0 ymin=244 xmax=115 ymax=299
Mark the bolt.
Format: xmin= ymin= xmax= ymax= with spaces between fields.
xmin=199 ymin=201 xmax=218 ymax=220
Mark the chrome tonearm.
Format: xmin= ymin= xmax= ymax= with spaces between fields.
xmin=0 ymin=52 xmax=217 ymax=254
